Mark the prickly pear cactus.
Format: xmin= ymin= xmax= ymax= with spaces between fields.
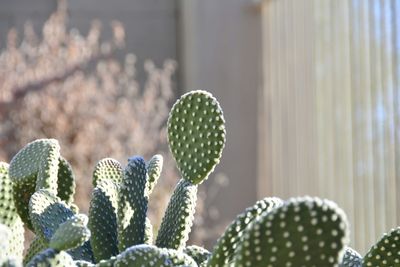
xmin=23 ymin=237 xmax=46 ymax=266
xmin=155 ymin=179 xmax=197 ymax=250
xmin=363 ymin=227 xmax=400 ymax=266
xmin=118 ymin=157 xmax=148 ymax=251
xmin=57 ymin=157 xmax=76 ymax=205
xmin=26 ymin=249 xmax=75 ymax=267
xmin=89 ymin=179 xmax=119 ymax=262
xmin=207 ymin=197 xmax=283 ymax=267
xmin=92 ymin=158 xmax=123 ymax=187
xmin=183 ymin=246 xmax=211 ymax=266
xmin=167 ymin=90 xmax=226 ymax=185
xmin=146 ymin=154 xmax=163 ymax=197
xmin=231 ymin=197 xmax=350 ymax=267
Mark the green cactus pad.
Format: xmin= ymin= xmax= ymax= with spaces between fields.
xmin=57 ymin=157 xmax=76 ymax=204
xmin=363 ymin=227 xmax=400 ymax=267
xmin=144 ymin=217 xmax=153 ymax=245
xmin=156 ymin=179 xmax=197 ymax=249
xmin=0 ymin=224 xmax=10 ymax=262
xmin=49 ymin=214 xmax=90 ymax=251
xmin=89 ymin=179 xmax=119 ymax=262
xmin=184 ymin=246 xmax=211 ymax=266
xmin=232 ymin=197 xmax=350 ymax=267
xmin=29 ymin=189 xmax=93 ymax=262
xmin=113 ymin=245 xmax=197 ymax=267
xmin=23 ymin=237 xmax=46 ymax=266
xmin=118 ymin=156 xmax=148 ymax=250
xmin=167 ymin=90 xmax=226 ymax=185
xmin=207 ymin=197 xmax=282 ymax=267
xmin=339 ymin=247 xmax=362 ymax=267
xmin=9 ymin=139 xmax=60 ymax=228
xmin=146 ymin=154 xmax=163 ymax=196
xmin=0 ymin=163 xmax=24 ymax=260
xmin=92 ymin=158 xmax=123 ymax=187
xmin=26 ymin=249 xmax=75 ymax=267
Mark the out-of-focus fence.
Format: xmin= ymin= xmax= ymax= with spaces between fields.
xmin=259 ymin=0 xmax=400 ymax=254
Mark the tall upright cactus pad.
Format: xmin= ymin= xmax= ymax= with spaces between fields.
xmin=113 ymin=245 xmax=197 ymax=267
xmin=0 ymin=163 xmax=24 ymax=260
xmin=156 ymin=179 xmax=197 ymax=250
xmin=92 ymin=158 xmax=123 ymax=187
xmin=146 ymin=154 xmax=163 ymax=196
xmin=167 ymin=90 xmax=226 ymax=185
xmin=26 ymin=249 xmax=75 ymax=267
xmin=363 ymin=227 xmax=400 ymax=266
xmin=232 ymin=197 xmax=350 ymax=267
xmin=49 ymin=214 xmax=91 ymax=251
xmin=207 ymin=197 xmax=283 ymax=267
xmin=339 ymin=247 xmax=362 ymax=267
xmin=9 ymin=139 xmax=60 ymax=228
xmin=118 ymin=157 xmax=148 ymax=251
xmin=29 ymin=189 xmax=93 ymax=262
xmin=89 ymin=179 xmax=119 ymax=262
xmin=57 ymin=157 xmax=76 ymax=204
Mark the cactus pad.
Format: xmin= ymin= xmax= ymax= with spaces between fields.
xmin=363 ymin=227 xmax=400 ymax=266
xmin=232 ymin=197 xmax=350 ymax=267
xmin=57 ymin=157 xmax=76 ymax=204
xmin=146 ymin=154 xmax=163 ymax=196
xmin=26 ymin=249 xmax=75 ymax=267
xmin=89 ymin=179 xmax=119 ymax=262
xmin=113 ymin=245 xmax=197 ymax=267
xmin=49 ymin=214 xmax=91 ymax=251
xmin=92 ymin=158 xmax=123 ymax=187
xmin=207 ymin=197 xmax=283 ymax=266
xmin=23 ymin=237 xmax=46 ymax=266
xmin=339 ymin=247 xmax=362 ymax=267
xmin=167 ymin=90 xmax=226 ymax=185
xmin=144 ymin=217 xmax=153 ymax=245
xmin=156 ymin=179 xmax=197 ymax=249
xmin=118 ymin=156 xmax=148 ymax=250
xmin=9 ymin=139 xmax=60 ymax=228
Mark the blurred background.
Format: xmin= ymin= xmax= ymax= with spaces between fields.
xmin=0 ymin=0 xmax=399 ymax=255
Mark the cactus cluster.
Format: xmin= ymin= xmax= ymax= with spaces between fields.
xmin=0 ymin=90 xmax=398 ymax=266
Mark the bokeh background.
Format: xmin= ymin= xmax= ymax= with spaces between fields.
xmin=1 ymin=0 xmax=400 ymax=254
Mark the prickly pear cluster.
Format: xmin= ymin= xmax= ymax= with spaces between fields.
xmin=0 ymin=90 xmax=398 ymax=266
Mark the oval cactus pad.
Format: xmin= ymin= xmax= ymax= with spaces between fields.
xmin=167 ymin=90 xmax=226 ymax=185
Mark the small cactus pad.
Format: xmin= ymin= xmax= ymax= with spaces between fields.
xmin=167 ymin=90 xmax=226 ymax=185
xmin=89 ymin=179 xmax=119 ymax=262
xmin=146 ymin=154 xmax=163 ymax=196
xmin=26 ymin=249 xmax=75 ymax=267
xmin=9 ymin=139 xmax=60 ymax=228
xmin=118 ymin=157 xmax=148 ymax=250
xmin=57 ymin=157 xmax=76 ymax=204
xmin=232 ymin=197 xmax=350 ymax=267
xmin=29 ymin=189 xmax=93 ymax=262
xmin=49 ymin=214 xmax=91 ymax=251
xmin=92 ymin=158 xmax=123 ymax=187
xmin=23 ymin=237 xmax=46 ymax=265
xmin=184 ymin=246 xmax=211 ymax=266
xmin=339 ymin=247 xmax=362 ymax=267
xmin=156 ymin=179 xmax=197 ymax=249
xmin=207 ymin=197 xmax=283 ymax=266
xmin=113 ymin=245 xmax=197 ymax=267
xmin=363 ymin=227 xmax=400 ymax=266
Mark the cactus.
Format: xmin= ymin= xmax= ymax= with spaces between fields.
xmin=167 ymin=90 xmax=226 ymax=185
xmin=363 ymin=227 xmax=400 ymax=266
xmin=4 ymin=90 xmax=400 ymax=266
xmin=117 ymin=156 xmax=148 ymax=251
xmin=155 ymin=179 xmax=197 ymax=250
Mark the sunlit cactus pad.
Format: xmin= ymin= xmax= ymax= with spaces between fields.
xmin=92 ymin=158 xmax=123 ymax=187
xmin=26 ymin=249 xmax=75 ymax=267
xmin=167 ymin=90 xmax=226 ymax=185
xmin=363 ymin=227 xmax=400 ymax=266
xmin=232 ymin=197 xmax=350 ymax=267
